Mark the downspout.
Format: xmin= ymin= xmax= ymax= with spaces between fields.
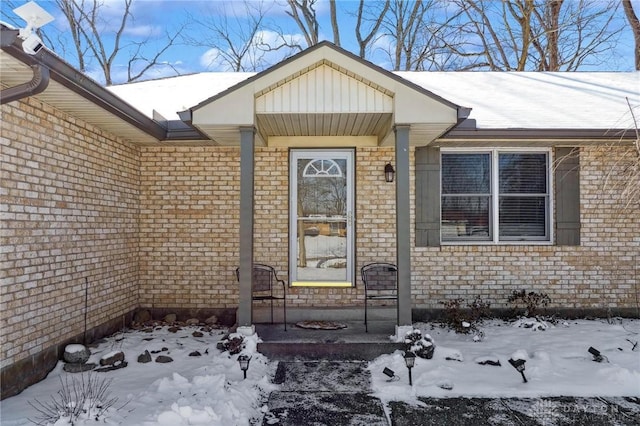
xmin=1 ymin=63 xmax=50 ymax=104
xmin=1 ymin=28 xmax=50 ymax=105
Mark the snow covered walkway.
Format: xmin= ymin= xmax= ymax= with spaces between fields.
xmin=264 ymin=360 xmax=387 ymax=425
xmin=261 ymin=360 xmax=640 ymax=425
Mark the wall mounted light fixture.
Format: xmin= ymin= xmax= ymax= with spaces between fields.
xmin=384 ymin=162 xmax=395 ymax=183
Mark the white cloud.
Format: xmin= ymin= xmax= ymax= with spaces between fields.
xmin=258 ymin=29 xmax=298 ymax=44
xmin=124 ymin=24 xmax=163 ymax=37
xmin=199 ymin=47 xmax=230 ymax=71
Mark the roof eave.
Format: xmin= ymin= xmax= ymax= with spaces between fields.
xmin=437 ymin=127 xmax=637 ymax=146
xmin=444 ymin=128 xmax=636 ymax=139
xmin=1 ymin=26 xmax=168 ymax=142
xmin=165 ymin=120 xmax=210 ymax=141
xmin=189 ymin=41 xmax=468 ymax=118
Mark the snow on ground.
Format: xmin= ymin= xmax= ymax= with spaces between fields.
xmin=1 ymin=318 xmax=639 ymax=425
xmin=0 ymin=326 xmax=277 ymax=426
xmin=370 ymin=318 xmax=640 ymax=404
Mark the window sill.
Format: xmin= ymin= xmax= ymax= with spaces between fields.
xmin=440 ymin=240 xmax=553 ymax=246
xmin=290 ymin=281 xmax=353 ymax=288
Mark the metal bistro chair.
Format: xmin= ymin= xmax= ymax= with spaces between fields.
xmin=235 ymin=263 xmax=287 ymax=331
xmin=361 ymin=262 xmax=398 ymax=332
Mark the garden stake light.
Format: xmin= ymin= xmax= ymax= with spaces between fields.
xmin=588 ymin=346 xmax=608 ymax=363
xmin=404 ymin=351 xmax=416 ymax=386
xmin=508 ymin=358 xmax=528 ymax=383
xmin=383 ymin=367 xmax=398 ymax=382
xmin=238 ymin=355 xmax=251 ymax=379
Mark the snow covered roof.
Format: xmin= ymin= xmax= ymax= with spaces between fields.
xmin=108 ymin=71 xmax=639 ymax=131
xmin=396 ymin=71 xmax=639 ymax=130
xmin=108 ymin=72 xmax=256 ymax=122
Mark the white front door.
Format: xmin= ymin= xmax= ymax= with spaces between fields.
xmin=289 ymin=149 xmax=354 ymax=287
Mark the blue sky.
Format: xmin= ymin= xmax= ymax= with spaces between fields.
xmin=4 ymin=0 xmax=638 ymax=84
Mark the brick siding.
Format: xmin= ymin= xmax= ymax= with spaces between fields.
xmin=139 ymin=145 xmax=638 ymax=312
xmin=138 ymin=146 xmax=240 ymax=309
xmin=1 ymin=98 xmax=139 ymax=371
xmin=2 ymin=98 xmax=638 ymax=395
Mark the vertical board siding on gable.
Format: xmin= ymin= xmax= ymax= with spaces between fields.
xmin=256 ymin=64 xmax=393 ymax=114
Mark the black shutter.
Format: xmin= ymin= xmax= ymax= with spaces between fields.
xmin=554 ymin=147 xmax=580 ymax=245
xmin=416 ymin=146 xmax=440 ymax=247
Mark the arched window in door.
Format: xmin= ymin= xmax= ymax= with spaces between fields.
xmin=302 ymin=159 xmax=343 ymax=177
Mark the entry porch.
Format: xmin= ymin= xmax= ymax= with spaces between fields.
xmin=181 ymin=43 xmax=466 ymax=332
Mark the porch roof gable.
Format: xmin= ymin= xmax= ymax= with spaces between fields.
xmin=185 ymin=42 xmax=465 ymax=146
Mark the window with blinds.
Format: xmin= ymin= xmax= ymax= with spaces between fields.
xmin=441 ymin=150 xmax=550 ymax=243
xmin=442 ymin=153 xmax=492 ymax=241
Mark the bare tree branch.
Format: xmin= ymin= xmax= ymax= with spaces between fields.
xmin=53 ymin=0 xmax=89 ymax=72
xmin=452 ymin=0 xmax=625 ymax=71
xmin=593 ymin=98 xmax=640 ymax=214
xmin=460 ymin=0 xmax=511 ymax=70
xmin=31 ymin=0 xmax=186 ymax=84
xmin=184 ymin=1 xmax=300 ymax=72
xmin=128 ymin=25 xmax=186 ymax=82
xmin=285 ymin=0 xmax=319 ymax=47
xmin=329 ymin=0 xmax=341 ymax=47
xmin=627 ymin=97 xmax=640 ymax=155
xmin=71 ymin=0 xmax=134 ymax=85
xmin=380 ymin=0 xmax=444 ymax=70
xmin=354 ymin=0 xmax=390 ymax=58
xmin=622 ymin=0 xmax=640 ymax=70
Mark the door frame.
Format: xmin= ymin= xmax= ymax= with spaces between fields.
xmin=289 ymin=148 xmax=355 ymax=287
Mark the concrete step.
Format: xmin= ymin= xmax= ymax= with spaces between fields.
xmin=258 ymin=341 xmax=404 ymax=361
xmin=255 ymin=319 xmax=403 ymax=361
xmin=251 ymin=306 xmax=396 ymax=324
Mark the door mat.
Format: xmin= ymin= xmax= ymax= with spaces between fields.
xmin=295 ymin=320 xmax=348 ymax=330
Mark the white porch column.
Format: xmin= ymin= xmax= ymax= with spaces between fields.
xmin=238 ymin=126 xmax=255 ymax=328
xmin=394 ymin=125 xmax=412 ymax=326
